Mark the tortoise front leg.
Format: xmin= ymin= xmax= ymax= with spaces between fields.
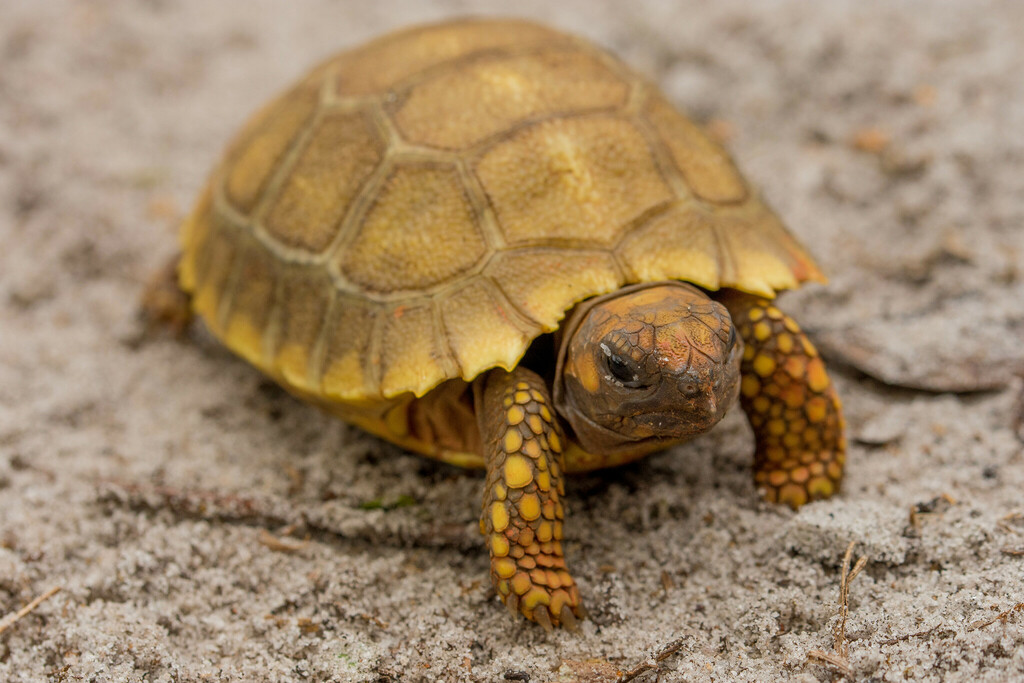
xmin=475 ymin=367 xmax=584 ymax=631
xmin=719 ymin=292 xmax=846 ymax=509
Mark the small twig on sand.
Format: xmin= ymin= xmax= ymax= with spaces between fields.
xmin=968 ymin=603 xmax=1024 ymax=631
xmin=836 ymin=542 xmax=868 ymax=658
xmin=618 ymin=637 xmax=687 ymax=682
xmin=257 ymin=528 xmax=310 ymax=553
xmin=807 ymin=541 xmax=868 ymax=676
xmin=0 ymin=586 xmax=62 ymax=637
xmin=879 ymin=623 xmax=943 ymax=645
xmin=806 ymin=650 xmax=852 ymax=676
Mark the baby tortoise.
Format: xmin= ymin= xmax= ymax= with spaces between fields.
xmin=145 ymin=18 xmax=846 ymax=630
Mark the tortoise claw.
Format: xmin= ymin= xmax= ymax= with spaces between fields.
xmin=560 ymin=605 xmax=579 ymax=632
xmin=535 ymin=607 xmax=554 ymax=633
xmin=505 ymin=593 xmax=521 ymax=618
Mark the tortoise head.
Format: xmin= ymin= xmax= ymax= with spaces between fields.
xmin=554 ymin=282 xmax=742 ymax=456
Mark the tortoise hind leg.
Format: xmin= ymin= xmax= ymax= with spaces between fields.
xmin=475 ymin=367 xmax=584 ymax=630
xmin=719 ymin=292 xmax=846 ymax=509
xmin=139 ymin=252 xmax=193 ymax=337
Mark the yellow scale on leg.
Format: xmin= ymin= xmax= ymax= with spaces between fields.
xmin=478 ymin=368 xmax=584 ymax=631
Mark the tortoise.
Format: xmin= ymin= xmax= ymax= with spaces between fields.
xmin=144 ymin=17 xmax=846 ymax=631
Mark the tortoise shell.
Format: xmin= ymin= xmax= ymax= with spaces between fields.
xmin=178 ymin=17 xmax=822 ymax=409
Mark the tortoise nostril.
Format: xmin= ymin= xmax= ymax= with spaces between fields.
xmin=680 ymin=381 xmax=700 ymax=398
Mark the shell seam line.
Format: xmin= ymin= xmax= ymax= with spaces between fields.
xmin=260 ymin=272 xmax=285 ymax=370
xmin=307 ymin=286 xmax=337 ymax=391
xmin=363 ymin=303 xmax=385 ymax=396
xmin=430 ymin=298 xmax=461 ymax=379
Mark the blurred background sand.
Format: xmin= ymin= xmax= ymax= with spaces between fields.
xmin=1 ymin=1 xmax=1022 ymax=681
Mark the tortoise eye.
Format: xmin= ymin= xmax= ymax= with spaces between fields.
xmin=601 ymin=343 xmax=643 ymax=388
xmin=607 ymin=354 xmax=634 ymax=383
xmin=726 ymin=324 xmax=737 ymax=351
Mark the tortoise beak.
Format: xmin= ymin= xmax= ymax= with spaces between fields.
xmin=626 ymin=376 xmax=724 ymax=438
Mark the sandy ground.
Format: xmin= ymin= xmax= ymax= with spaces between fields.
xmin=2 ymin=1 xmax=1023 ymax=681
